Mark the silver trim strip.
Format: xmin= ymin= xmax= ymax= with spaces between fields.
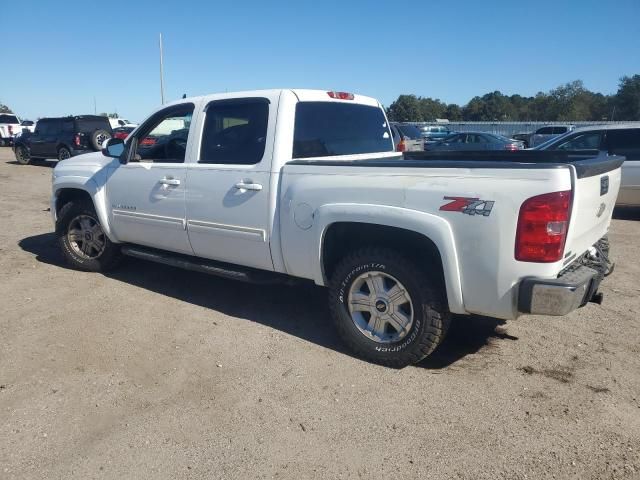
xmin=187 ymin=219 xmax=266 ymax=242
xmin=113 ymin=209 xmax=184 ymax=227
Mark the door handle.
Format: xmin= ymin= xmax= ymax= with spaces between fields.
xmin=159 ymin=177 xmax=180 ymax=186
xmin=234 ymin=182 xmax=262 ymax=191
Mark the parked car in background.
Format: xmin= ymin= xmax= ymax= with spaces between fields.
xmin=420 ymin=125 xmax=451 ymax=143
xmin=390 ymin=122 xmax=424 ymax=152
xmin=108 ymin=118 xmax=138 ymax=129
xmin=20 ymin=120 xmax=36 ymax=133
xmin=13 ymin=115 xmax=112 ymax=164
xmin=112 ymin=126 xmax=135 ymax=140
xmin=535 ymin=124 xmax=640 ymax=206
xmin=50 ymin=88 xmax=620 ymax=367
xmin=427 ymin=132 xmax=524 ymax=151
xmin=527 ymin=125 xmax=575 ymax=148
xmin=0 ymin=113 xmax=22 ymax=146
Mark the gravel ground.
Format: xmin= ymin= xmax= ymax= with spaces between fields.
xmin=0 ymin=147 xmax=639 ymax=480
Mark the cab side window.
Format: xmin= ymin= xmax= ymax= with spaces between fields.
xmin=557 ymin=132 xmax=602 ymax=150
xmin=199 ymin=98 xmax=269 ymax=165
xmin=132 ymin=104 xmax=194 ymax=163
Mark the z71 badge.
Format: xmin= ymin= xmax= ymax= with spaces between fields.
xmin=439 ymin=196 xmax=495 ymax=217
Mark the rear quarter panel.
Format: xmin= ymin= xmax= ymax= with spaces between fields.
xmin=278 ymin=163 xmax=573 ymax=320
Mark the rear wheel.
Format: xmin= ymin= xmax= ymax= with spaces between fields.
xmin=15 ymin=145 xmax=31 ymax=165
xmin=56 ymin=200 xmax=122 ymax=272
xmin=329 ymin=247 xmax=450 ymax=368
xmin=57 ymin=147 xmax=71 ymax=161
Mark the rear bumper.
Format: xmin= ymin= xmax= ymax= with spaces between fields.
xmin=518 ymin=265 xmax=602 ymax=316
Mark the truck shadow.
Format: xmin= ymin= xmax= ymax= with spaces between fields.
xmin=19 ymin=232 xmax=515 ymax=370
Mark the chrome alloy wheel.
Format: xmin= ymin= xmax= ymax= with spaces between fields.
xmin=95 ymin=133 xmax=109 ymax=147
xmin=67 ymin=215 xmax=106 ymax=259
xmin=347 ymin=271 xmax=414 ymax=343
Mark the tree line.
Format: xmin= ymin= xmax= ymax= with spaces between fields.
xmin=386 ymin=75 xmax=640 ymax=122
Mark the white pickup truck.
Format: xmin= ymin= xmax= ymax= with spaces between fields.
xmin=50 ymin=89 xmax=622 ymax=367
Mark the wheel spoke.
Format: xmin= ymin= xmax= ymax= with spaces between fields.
xmin=350 ymin=292 xmax=373 ymax=312
xmin=366 ymin=274 xmax=386 ymax=295
xmin=81 ymin=241 xmax=91 ymax=255
xmin=387 ymin=284 xmax=410 ymax=308
xmin=389 ymin=311 xmax=411 ymax=333
xmin=68 ymin=229 xmax=83 ymax=242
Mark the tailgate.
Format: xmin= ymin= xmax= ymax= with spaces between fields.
xmin=564 ymin=154 xmax=623 ymax=263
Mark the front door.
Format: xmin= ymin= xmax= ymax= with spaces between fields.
xmin=106 ymin=103 xmax=196 ymax=254
xmin=185 ymin=95 xmax=277 ymax=271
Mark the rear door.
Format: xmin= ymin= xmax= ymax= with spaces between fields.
xmin=42 ymin=119 xmax=62 ymax=157
xmin=185 ymin=95 xmax=278 ymax=271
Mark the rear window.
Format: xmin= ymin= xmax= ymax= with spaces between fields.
xmin=0 ymin=114 xmax=19 ymax=124
xmin=76 ymin=117 xmax=111 ymax=133
xmin=293 ymin=102 xmax=393 ymax=158
xmin=396 ymin=124 xmax=423 ymax=139
xmin=606 ymin=129 xmax=640 ymax=160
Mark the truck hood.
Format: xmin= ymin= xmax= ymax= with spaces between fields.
xmin=57 ymin=151 xmax=113 ymax=168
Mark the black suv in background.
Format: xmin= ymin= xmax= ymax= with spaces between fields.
xmin=13 ymin=115 xmax=112 ymax=164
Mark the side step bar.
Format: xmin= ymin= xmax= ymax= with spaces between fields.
xmin=121 ymin=245 xmax=295 ymax=285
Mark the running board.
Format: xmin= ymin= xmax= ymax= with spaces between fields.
xmin=120 ymin=245 xmax=293 ymax=285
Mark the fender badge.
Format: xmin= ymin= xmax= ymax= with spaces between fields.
xmin=440 ymin=196 xmax=495 ymax=217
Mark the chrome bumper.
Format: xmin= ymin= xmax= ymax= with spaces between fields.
xmin=518 ymin=265 xmax=602 ymax=316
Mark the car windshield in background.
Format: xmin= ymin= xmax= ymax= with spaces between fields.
xmin=293 ymin=102 xmax=393 ymax=158
xmin=0 ymin=114 xmax=19 ymax=124
xmin=532 ymin=131 xmax=574 ymax=150
xmin=396 ymin=124 xmax=423 ymax=139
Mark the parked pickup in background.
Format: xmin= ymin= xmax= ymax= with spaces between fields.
xmin=0 ymin=113 xmax=21 ymax=146
xmin=50 ymin=89 xmax=621 ymax=367
xmin=523 ymin=124 xmax=575 ymax=148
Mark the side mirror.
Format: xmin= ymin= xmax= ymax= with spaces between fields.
xmin=102 ymin=137 xmax=126 ymax=162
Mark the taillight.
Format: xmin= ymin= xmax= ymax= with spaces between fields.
xmin=327 ymin=91 xmax=354 ymax=100
xmin=74 ymin=134 xmax=81 ymax=146
xmin=504 ymin=143 xmax=519 ymax=151
xmin=515 ymin=190 xmax=572 ymax=262
xmin=396 ymin=139 xmax=406 ymax=152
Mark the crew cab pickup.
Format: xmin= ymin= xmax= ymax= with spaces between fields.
xmin=50 ymin=89 xmax=621 ymax=367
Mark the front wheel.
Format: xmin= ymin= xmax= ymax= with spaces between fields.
xmin=329 ymin=248 xmax=450 ymax=368
xmin=56 ymin=200 xmax=122 ymax=271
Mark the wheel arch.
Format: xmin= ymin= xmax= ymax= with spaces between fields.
xmin=315 ymin=205 xmax=465 ymax=314
xmin=52 ymin=180 xmax=116 ymax=241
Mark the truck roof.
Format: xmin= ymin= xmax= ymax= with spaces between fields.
xmin=171 ymin=89 xmax=382 ymax=108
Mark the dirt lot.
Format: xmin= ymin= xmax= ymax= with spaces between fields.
xmin=0 ymin=147 xmax=639 ymax=480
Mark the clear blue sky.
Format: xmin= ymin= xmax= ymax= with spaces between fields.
xmin=2 ymin=0 xmax=639 ymax=122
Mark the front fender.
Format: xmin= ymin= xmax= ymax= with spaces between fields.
xmin=51 ymin=177 xmax=117 ymax=242
xmin=313 ymin=203 xmax=465 ymax=315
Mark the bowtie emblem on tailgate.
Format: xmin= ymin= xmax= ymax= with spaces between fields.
xmin=600 ymin=175 xmax=609 ymax=196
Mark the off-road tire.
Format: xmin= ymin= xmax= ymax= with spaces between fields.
xmin=329 ymin=247 xmax=450 ymax=368
xmin=56 ymin=200 xmax=122 ymax=272
xmin=57 ymin=147 xmax=71 ymax=161
xmin=90 ymin=129 xmax=111 ymax=151
xmin=14 ymin=145 xmax=31 ymax=165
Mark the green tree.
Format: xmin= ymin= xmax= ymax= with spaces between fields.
xmin=0 ymin=102 xmax=12 ymax=114
xmin=614 ymin=75 xmax=640 ymax=120
xmin=99 ymin=112 xmax=119 ymax=119
xmin=386 ymin=95 xmax=423 ymax=122
xmin=418 ymin=97 xmax=447 ymax=121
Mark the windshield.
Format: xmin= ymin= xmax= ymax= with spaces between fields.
xmin=532 ymin=130 xmax=574 ymax=150
xmin=0 ymin=114 xmax=19 ymax=124
xmin=395 ymin=124 xmax=423 ymax=139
